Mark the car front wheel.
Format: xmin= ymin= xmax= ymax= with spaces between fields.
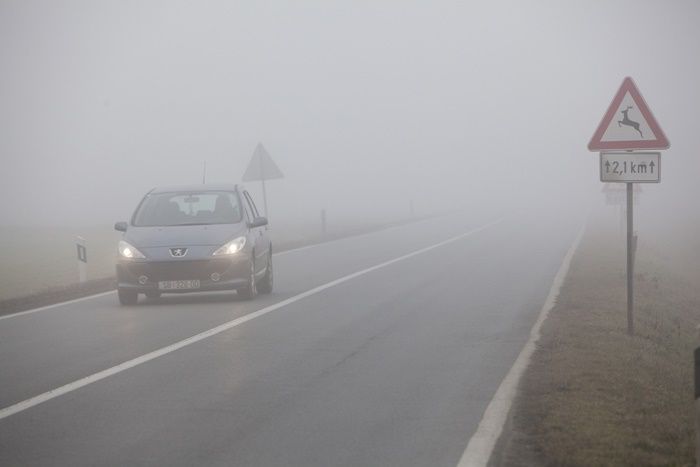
xmin=118 ymin=288 xmax=138 ymax=306
xmin=258 ymin=251 xmax=273 ymax=294
xmin=237 ymin=256 xmax=258 ymax=300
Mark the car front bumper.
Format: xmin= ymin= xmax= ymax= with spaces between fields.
xmin=116 ymin=255 xmax=250 ymax=293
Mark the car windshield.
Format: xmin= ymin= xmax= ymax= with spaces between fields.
xmin=132 ymin=191 xmax=243 ymax=226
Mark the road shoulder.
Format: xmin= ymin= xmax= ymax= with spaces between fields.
xmin=497 ymin=225 xmax=698 ymax=466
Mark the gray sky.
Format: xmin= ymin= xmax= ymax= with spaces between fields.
xmin=1 ymin=0 xmax=698 ymax=227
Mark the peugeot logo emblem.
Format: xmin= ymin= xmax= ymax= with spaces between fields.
xmin=170 ymin=247 xmax=188 ymax=257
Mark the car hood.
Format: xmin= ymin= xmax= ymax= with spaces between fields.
xmin=124 ymin=223 xmax=246 ymax=248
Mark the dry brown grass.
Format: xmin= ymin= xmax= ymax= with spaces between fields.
xmin=500 ymin=224 xmax=700 ymax=467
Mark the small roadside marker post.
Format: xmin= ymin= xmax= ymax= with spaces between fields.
xmin=76 ymin=236 xmax=87 ymax=283
xmin=588 ymin=77 xmax=669 ymax=336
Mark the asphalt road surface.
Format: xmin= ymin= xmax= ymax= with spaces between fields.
xmin=0 ymin=211 xmax=578 ymax=467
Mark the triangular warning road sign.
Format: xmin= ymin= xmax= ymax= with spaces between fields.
xmin=242 ymin=143 xmax=284 ymax=182
xmin=588 ymin=77 xmax=669 ymax=151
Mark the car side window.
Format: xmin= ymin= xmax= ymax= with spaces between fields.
xmin=243 ymin=191 xmax=260 ymax=219
xmin=243 ymin=191 xmax=261 ymax=218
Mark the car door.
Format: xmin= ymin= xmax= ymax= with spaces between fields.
xmin=242 ymin=190 xmax=269 ymax=274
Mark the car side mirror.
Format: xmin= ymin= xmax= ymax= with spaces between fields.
xmin=114 ymin=221 xmax=128 ymax=232
xmin=248 ymin=217 xmax=268 ymax=228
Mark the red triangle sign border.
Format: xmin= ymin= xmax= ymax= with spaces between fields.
xmin=588 ymin=77 xmax=670 ymax=151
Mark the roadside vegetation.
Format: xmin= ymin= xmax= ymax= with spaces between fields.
xmin=499 ymin=220 xmax=700 ymax=466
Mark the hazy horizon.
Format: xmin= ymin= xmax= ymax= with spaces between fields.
xmin=1 ymin=1 xmax=698 ymax=232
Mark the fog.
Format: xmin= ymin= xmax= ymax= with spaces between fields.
xmin=1 ymin=0 xmax=699 ymax=232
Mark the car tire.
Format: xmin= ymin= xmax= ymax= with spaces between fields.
xmin=237 ymin=256 xmax=258 ymax=300
xmin=258 ymin=251 xmax=273 ymax=294
xmin=144 ymin=290 xmax=161 ymax=300
xmin=118 ymin=288 xmax=138 ymax=306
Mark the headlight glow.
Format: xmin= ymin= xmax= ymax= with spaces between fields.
xmin=212 ymin=236 xmax=246 ymax=256
xmin=118 ymin=240 xmax=145 ymax=259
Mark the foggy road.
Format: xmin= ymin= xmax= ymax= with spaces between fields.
xmin=0 ymin=212 xmax=578 ymax=467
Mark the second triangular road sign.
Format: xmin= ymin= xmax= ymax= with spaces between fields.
xmin=242 ymin=143 xmax=284 ymax=182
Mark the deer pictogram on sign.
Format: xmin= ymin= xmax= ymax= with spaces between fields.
xmin=618 ymin=106 xmax=643 ymax=138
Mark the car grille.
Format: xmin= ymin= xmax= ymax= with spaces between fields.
xmin=126 ymin=260 xmax=231 ymax=281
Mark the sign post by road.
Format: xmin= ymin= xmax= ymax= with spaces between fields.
xmin=588 ymin=77 xmax=669 ymax=336
xmin=602 ymin=183 xmax=642 ymax=207
xmin=602 ymin=184 xmax=642 ymax=238
xmin=242 ymin=143 xmax=284 ymax=218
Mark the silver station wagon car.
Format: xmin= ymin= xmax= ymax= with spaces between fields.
xmin=114 ymin=184 xmax=272 ymax=305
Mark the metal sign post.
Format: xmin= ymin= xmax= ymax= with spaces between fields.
xmin=626 ymin=183 xmax=634 ymax=335
xmin=596 ymin=152 xmax=660 ymax=336
xmin=588 ymin=77 xmax=669 ymax=336
xmin=259 ymin=153 xmax=268 ymax=217
xmin=601 ymin=184 xmax=642 ymax=239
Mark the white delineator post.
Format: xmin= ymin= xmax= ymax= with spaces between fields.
xmin=76 ymin=236 xmax=87 ymax=283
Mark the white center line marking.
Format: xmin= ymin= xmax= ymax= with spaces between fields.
xmin=0 ymin=219 xmax=503 ymax=421
xmin=456 ymin=225 xmax=584 ymax=467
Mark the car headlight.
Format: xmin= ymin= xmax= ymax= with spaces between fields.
xmin=212 ymin=236 xmax=246 ymax=256
xmin=118 ymin=240 xmax=145 ymax=259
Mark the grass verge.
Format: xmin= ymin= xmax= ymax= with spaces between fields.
xmin=498 ymin=224 xmax=699 ymax=466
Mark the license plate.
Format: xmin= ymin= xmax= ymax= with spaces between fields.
xmin=158 ymin=280 xmax=200 ymax=290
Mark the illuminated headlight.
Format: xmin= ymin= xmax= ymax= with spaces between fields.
xmin=118 ymin=240 xmax=145 ymax=259
xmin=212 ymin=236 xmax=246 ymax=256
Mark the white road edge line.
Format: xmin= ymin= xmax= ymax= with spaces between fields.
xmin=456 ymin=225 xmax=585 ymax=467
xmin=0 ymin=217 xmax=440 ymax=322
xmin=0 ymin=218 xmax=503 ymax=421
xmin=0 ymin=291 xmax=117 ymax=322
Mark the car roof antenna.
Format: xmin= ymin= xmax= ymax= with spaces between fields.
xmin=202 ymin=161 xmax=206 ymax=184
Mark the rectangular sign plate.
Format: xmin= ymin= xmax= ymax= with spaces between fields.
xmin=600 ymin=152 xmax=660 ymax=183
